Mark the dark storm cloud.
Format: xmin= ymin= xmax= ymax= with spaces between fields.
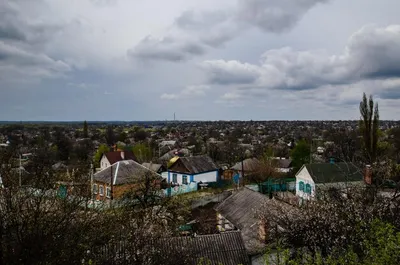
xmin=129 ymin=0 xmax=329 ymax=62
xmin=0 ymin=0 xmax=70 ymax=82
xmin=237 ymin=0 xmax=329 ymax=33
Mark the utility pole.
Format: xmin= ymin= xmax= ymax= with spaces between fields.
xmin=110 ymin=164 xmax=113 ymax=207
xmin=241 ymin=155 xmax=245 ymax=188
xmin=19 ymin=154 xmax=22 ymax=187
xmin=90 ymin=163 xmax=93 ymax=200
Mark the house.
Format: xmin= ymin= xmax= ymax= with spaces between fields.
xmin=142 ymin=162 xmax=167 ymax=174
xmin=214 ymin=188 xmax=269 ymax=257
xmin=142 ymin=162 xmax=168 ymax=180
xmin=231 ymin=158 xmax=261 ymax=177
xmin=162 ymin=231 xmax=250 ymax=265
xmin=295 ymin=162 xmax=364 ymax=200
xmin=92 ymin=160 xmax=161 ymax=201
xmin=167 ymin=155 xmax=219 ymax=185
xmin=272 ymin=158 xmax=293 ymax=173
xmin=95 ymin=231 xmax=250 ymax=265
xmin=99 ymin=150 xmax=137 ymax=171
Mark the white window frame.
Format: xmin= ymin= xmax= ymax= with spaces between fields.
xmin=106 ymin=187 xmax=111 ymax=198
xmin=99 ymin=185 xmax=104 ymax=196
xmin=93 ymin=184 xmax=98 ymax=194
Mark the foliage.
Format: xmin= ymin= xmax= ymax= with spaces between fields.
xmin=105 ymin=125 xmax=115 ymax=146
xmin=132 ymin=143 xmax=153 ymax=163
xmin=290 ymin=140 xmax=310 ymax=171
xmin=359 ymin=93 xmax=379 ymax=164
xmin=93 ymin=144 xmax=110 ymax=167
xmin=261 ymin=186 xmax=400 ymax=263
xmin=264 ymin=219 xmax=400 ymax=265
xmin=134 ymin=129 xmax=148 ymax=142
xmin=83 ymin=120 xmax=89 ymax=138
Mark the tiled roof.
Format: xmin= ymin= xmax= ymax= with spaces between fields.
xmin=214 ymin=188 xmax=268 ymax=254
xmin=104 ymin=151 xmax=137 ymax=165
xmin=303 ymin=162 xmax=363 ymax=184
xmin=162 ymin=231 xmax=250 ymax=265
xmin=93 ymin=160 xmax=161 ymax=185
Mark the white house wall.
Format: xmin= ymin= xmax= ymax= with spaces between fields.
xmin=161 ymin=171 xmax=168 ymax=180
xmin=169 ymin=173 xmax=189 ymax=185
xmin=100 ymin=156 xmax=111 ymax=170
xmin=194 ymin=171 xmax=218 ymax=183
xmin=295 ymin=166 xmax=315 ymax=200
xmin=169 ymin=171 xmax=218 ymax=185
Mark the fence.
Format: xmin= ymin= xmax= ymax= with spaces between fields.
xmin=259 ymin=178 xmax=296 ymax=194
xmin=163 ymin=182 xmax=198 ymax=196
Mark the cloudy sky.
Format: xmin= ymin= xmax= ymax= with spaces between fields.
xmin=1 ymin=0 xmax=400 ymax=121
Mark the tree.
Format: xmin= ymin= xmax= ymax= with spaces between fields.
xmin=93 ymin=144 xmax=110 ymax=167
xmin=53 ymin=127 xmax=71 ymax=162
xmin=83 ymin=120 xmax=89 ymax=138
xmin=359 ymin=93 xmax=379 ymax=164
xmin=290 ymin=139 xmax=310 ymax=171
xmin=105 ymin=125 xmax=115 ymax=146
xmin=134 ymin=129 xmax=148 ymax=142
xmin=132 ymin=143 xmax=153 ymax=163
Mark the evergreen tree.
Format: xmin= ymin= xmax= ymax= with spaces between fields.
xmin=83 ymin=120 xmax=88 ymax=138
xmin=359 ymin=93 xmax=379 ymax=163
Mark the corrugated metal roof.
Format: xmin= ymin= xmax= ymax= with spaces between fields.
xmin=214 ymin=188 xmax=268 ymax=255
xmin=161 ymin=231 xmax=250 ymax=265
xmin=304 ymin=162 xmax=363 ymax=184
xmin=93 ymin=160 xmax=161 ymax=185
xmin=175 ymin=155 xmax=219 ymax=174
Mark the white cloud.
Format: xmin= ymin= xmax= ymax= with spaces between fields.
xmin=202 ymin=25 xmax=400 ymax=100
xmin=160 ymin=85 xmax=210 ymax=100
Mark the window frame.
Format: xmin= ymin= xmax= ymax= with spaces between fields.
xmin=182 ymin=175 xmax=188 ymax=185
xmin=99 ymin=185 xmax=104 ymax=196
xmin=93 ymin=184 xmax=98 ymax=194
xmin=172 ymin=173 xmax=177 ymax=183
xmin=106 ymin=187 xmax=111 ymax=198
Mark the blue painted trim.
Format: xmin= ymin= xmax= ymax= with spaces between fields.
xmin=190 ymin=175 xmax=194 ymax=182
xmin=168 ymin=171 xmax=170 ymax=183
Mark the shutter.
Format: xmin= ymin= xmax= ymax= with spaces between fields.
xmin=305 ymin=184 xmax=311 ymax=194
xmin=299 ymin=181 xmax=304 ymax=191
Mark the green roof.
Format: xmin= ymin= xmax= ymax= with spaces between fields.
xmin=304 ymin=162 xmax=363 ymax=184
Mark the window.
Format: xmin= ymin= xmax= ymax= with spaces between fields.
xmin=93 ymin=184 xmax=98 ymax=194
xmin=305 ymin=184 xmax=312 ymax=194
xmin=182 ymin=175 xmax=188 ymax=185
xmin=299 ymin=181 xmax=304 ymax=191
xmin=106 ymin=187 xmax=111 ymax=198
xmin=99 ymin=185 xmax=104 ymax=196
xmin=172 ymin=174 xmax=177 ymax=183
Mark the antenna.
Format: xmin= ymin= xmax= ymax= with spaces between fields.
xmin=174 ymin=112 xmax=176 ymax=121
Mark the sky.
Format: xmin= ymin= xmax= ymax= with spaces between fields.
xmin=1 ymin=0 xmax=400 ymax=121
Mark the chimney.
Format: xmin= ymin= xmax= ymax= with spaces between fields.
xmin=121 ymin=151 xmax=125 ymax=160
xmin=364 ymin=165 xmax=372 ymax=185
